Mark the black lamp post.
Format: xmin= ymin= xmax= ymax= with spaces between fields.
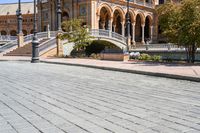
xmin=17 ymin=0 xmax=23 ymax=34
xmin=31 ymin=0 xmax=39 ymax=63
xmin=126 ymin=0 xmax=131 ymax=51
xmin=57 ymin=0 xmax=62 ymax=31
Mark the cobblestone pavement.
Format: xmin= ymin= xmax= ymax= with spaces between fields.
xmin=0 ymin=61 xmax=200 ymax=133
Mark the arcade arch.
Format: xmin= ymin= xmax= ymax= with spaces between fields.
xmin=97 ymin=4 xmax=154 ymax=45
xmin=1 ymin=30 xmax=7 ymax=35
xmin=10 ymin=30 xmax=17 ymax=36
xmin=99 ymin=7 xmax=111 ymax=30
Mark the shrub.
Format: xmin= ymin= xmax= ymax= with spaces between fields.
xmin=138 ymin=53 xmax=161 ymax=62
xmin=151 ymin=55 xmax=161 ymax=62
xmin=138 ymin=54 xmax=151 ymax=60
xmin=90 ymin=53 xmax=101 ymax=59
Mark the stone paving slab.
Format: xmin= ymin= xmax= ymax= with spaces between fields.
xmin=0 ymin=61 xmax=200 ymax=133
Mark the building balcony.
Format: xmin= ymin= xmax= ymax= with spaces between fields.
xmin=100 ymin=0 xmax=154 ymax=9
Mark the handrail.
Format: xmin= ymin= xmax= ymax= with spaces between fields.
xmin=90 ymin=29 xmax=127 ymax=45
xmin=0 ymin=40 xmax=17 ymax=53
xmin=0 ymin=35 xmax=17 ymax=41
xmin=0 ymin=31 xmax=57 ymax=53
xmin=39 ymin=37 xmax=56 ymax=54
xmin=1 ymin=30 xmax=127 ymax=53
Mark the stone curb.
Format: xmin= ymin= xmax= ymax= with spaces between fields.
xmin=1 ymin=58 xmax=199 ymax=82
xmin=40 ymin=60 xmax=200 ymax=83
xmin=0 ymin=59 xmax=30 ymax=62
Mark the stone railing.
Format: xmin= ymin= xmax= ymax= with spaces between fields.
xmin=39 ymin=38 xmax=56 ymax=54
xmin=135 ymin=43 xmax=181 ymax=51
xmin=135 ymin=0 xmax=153 ymax=8
xmin=0 ymin=31 xmax=57 ymax=54
xmin=90 ymin=29 xmax=127 ymax=45
xmin=0 ymin=35 xmax=17 ymax=41
xmin=0 ymin=40 xmax=17 ymax=53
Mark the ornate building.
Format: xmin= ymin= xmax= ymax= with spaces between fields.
xmin=0 ymin=2 xmax=34 ymax=36
xmin=38 ymin=0 xmax=161 ymax=44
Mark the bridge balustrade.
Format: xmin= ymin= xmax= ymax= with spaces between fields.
xmin=0 ymin=35 xmax=17 ymax=41
xmin=90 ymin=29 xmax=127 ymax=44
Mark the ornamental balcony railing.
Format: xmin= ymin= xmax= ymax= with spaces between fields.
xmin=100 ymin=0 xmax=154 ymax=8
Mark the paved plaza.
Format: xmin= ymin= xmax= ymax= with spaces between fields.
xmin=0 ymin=61 xmax=200 ymax=133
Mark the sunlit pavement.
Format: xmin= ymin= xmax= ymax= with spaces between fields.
xmin=0 ymin=61 xmax=200 ymax=133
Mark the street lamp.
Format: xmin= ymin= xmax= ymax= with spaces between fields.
xmin=17 ymin=0 xmax=23 ymax=34
xmin=31 ymin=0 xmax=39 ymax=63
xmin=126 ymin=0 xmax=131 ymax=52
xmin=57 ymin=0 xmax=62 ymax=31
xmin=6 ymin=12 xmax=10 ymax=40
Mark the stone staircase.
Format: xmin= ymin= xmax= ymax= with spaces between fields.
xmin=4 ymin=39 xmax=49 ymax=56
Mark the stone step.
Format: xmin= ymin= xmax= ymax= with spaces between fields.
xmin=4 ymin=39 xmax=49 ymax=56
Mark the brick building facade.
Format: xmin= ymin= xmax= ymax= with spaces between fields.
xmin=0 ymin=2 xmax=34 ymax=36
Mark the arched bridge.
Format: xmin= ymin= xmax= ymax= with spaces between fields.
xmin=62 ymin=29 xmax=127 ymax=55
xmin=90 ymin=29 xmax=127 ymax=49
xmin=0 ymin=29 xmax=127 ymax=56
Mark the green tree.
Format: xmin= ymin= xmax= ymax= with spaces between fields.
xmin=59 ymin=19 xmax=93 ymax=50
xmin=157 ymin=0 xmax=200 ymax=63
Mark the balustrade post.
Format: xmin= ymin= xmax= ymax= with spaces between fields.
xmin=56 ymin=32 xmax=63 ymax=57
xmin=47 ymin=24 xmax=51 ymax=39
xmin=18 ymin=34 xmax=24 ymax=47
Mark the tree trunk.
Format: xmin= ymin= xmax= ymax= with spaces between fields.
xmin=185 ymin=46 xmax=189 ymax=63
xmin=191 ymin=43 xmax=197 ymax=63
xmin=185 ymin=46 xmax=191 ymax=63
xmin=185 ymin=44 xmax=197 ymax=63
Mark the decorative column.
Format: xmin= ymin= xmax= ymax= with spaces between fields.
xmin=126 ymin=0 xmax=131 ymax=51
xmin=101 ymin=21 xmax=105 ymax=29
xmin=31 ymin=0 xmax=39 ymax=63
xmin=97 ymin=15 xmax=100 ymax=29
xmin=121 ymin=21 xmax=125 ymax=37
xmin=150 ymin=25 xmax=153 ymax=43
xmin=108 ymin=17 xmax=113 ymax=37
xmin=141 ymin=24 xmax=145 ymax=44
xmin=132 ymin=22 xmax=136 ymax=46
xmin=17 ymin=0 xmax=24 ymax=47
xmin=113 ymin=25 xmax=116 ymax=32
xmin=91 ymin=0 xmax=98 ymax=29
